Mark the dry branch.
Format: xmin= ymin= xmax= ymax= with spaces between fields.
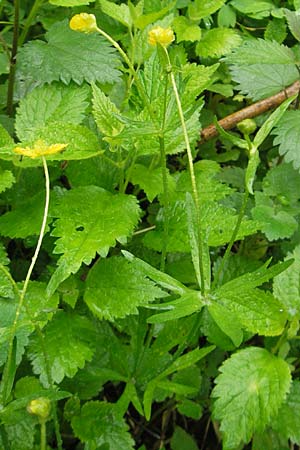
xmin=200 ymin=80 xmax=300 ymax=143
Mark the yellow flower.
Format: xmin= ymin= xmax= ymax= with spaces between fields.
xmin=69 ymin=13 xmax=98 ymax=33
xmin=14 ymin=140 xmax=68 ymax=159
xmin=148 ymin=26 xmax=175 ymax=47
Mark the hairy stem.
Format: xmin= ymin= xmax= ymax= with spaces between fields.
xmin=40 ymin=420 xmax=46 ymax=450
xmin=159 ymin=75 xmax=170 ymax=271
xmin=1 ymin=156 xmax=50 ymax=405
xmin=163 ymin=47 xmax=206 ymax=294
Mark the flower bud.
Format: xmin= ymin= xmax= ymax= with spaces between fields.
xmin=69 ymin=13 xmax=98 ymax=33
xmin=27 ymin=397 xmax=51 ymax=420
xmin=237 ymin=118 xmax=257 ymax=135
xmin=148 ymin=26 xmax=175 ymax=47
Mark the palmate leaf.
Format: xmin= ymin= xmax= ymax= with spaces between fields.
xmin=17 ymin=20 xmax=121 ymax=86
xmin=273 ymin=110 xmax=300 ymax=171
xmin=47 ymin=186 xmax=140 ymax=296
xmin=212 ymin=347 xmax=291 ymax=449
xmin=84 ymin=256 xmax=168 ymax=321
xmin=15 ymin=83 xmax=89 ymax=141
xmin=71 ymin=401 xmax=134 ymax=450
xmin=225 ymin=39 xmax=298 ymax=100
xmin=28 ymin=310 xmax=96 ymax=386
xmin=273 ymin=245 xmax=300 ymax=319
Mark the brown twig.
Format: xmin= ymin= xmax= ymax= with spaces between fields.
xmin=200 ymin=80 xmax=300 ymax=143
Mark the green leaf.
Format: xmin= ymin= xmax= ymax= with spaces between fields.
xmin=225 ymin=39 xmax=298 ymax=100
xmin=134 ymin=3 xmax=175 ymax=29
xmin=253 ymin=96 xmax=295 ymax=149
xmin=130 ymin=163 xmax=175 ymax=202
xmin=264 ymin=18 xmax=287 ymax=43
xmin=214 ymin=288 xmax=287 ymax=336
xmin=172 ymin=16 xmax=201 ymax=43
xmin=231 ymin=0 xmax=276 ymax=19
xmin=177 ymin=398 xmax=202 ymax=420
xmin=284 ymin=8 xmax=300 ymax=42
xmin=92 ymin=83 xmax=124 ymax=137
xmin=0 ymin=192 xmax=50 ymax=238
xmin=84 ymin=256 xmax=168 ymax=321
xmin=273 ymin=245 xmax=300 ymax=319
xmin=28 ymin=311 xmax=96 ymax=385
xmin=122 ymin=250 xmax=188 ymax=295
xmin=252 ymin=192 xmax=298 ymax=240
xmin=0 ymin=124 xmax=14 ymax=147
xmin=17 ymin=20 xmax=120 ymax=86
xmin=0 ymin=167 xmax=15 ymax=193
xmin=147 ymin=291 xmax=204 ymax=323
xmin=212 ymin=347 xmax=291 ymax=449
xmin=50 ymin=0 xmax=94 ymax=5
xmin=15 ymin=83 xmax=89 ymax=141
xmin=99 ymin=0 xmax=132 ymax=27
xmin=273 ymin=110 xmax=300 ymax=171
xmin=144 ymin=346 xmax=214 ymax=419
xmin=272 ymin=380 xmax=300 ymax=444
xmin=208 ymin=302 xmax=243 ymax=346
xmin=217 ymin=258 xmax=293 ymax=293
xmin=71 ymin=401 xmax=134 ymax=450
xmin=171 ymin=426 xmax=199 ymax=450
xmin=196 ymin=28 xmax=242 ymax=58
xmin=47 ymin=187 xmax=140 ymax=296
xmin=188 ymin=0 xmax=225 ymax=21
xmin=33 ymin=122 xmax=102 ymax=161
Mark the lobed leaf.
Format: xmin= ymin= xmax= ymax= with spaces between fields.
xmin=47 ymin=186 xmax=140 ymax=296
xmin=71 ymin=401 xmax=134 ymax=450
xmin=17 ymin=20 xmax=121 ymax=86
xmin=84 ymin=256 xmax=168 ymax=321
xmin=28 ymin=310 xmax=96 ymax=385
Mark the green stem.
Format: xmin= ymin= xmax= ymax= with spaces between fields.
xmin=159 ymin=75 xmax=169 ymax=272
xmin=1 ymin=156 xmax=50 ymax=405
xmin=163 ymin=47 xmax=206 ymax=295
xmin=6 ymin=0 xmax=19 ymax=116
xmin=213 ymin=190 xmax=249 ymax=288
xmin=96 ymin=26 xmax=156 ymax=124
xmin=18 ymin=0 xmax=45 ymax=47
xmin=40 ymin=420 xmax=46 ymax=450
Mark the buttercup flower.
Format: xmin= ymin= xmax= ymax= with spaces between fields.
xmin=148 ymin=26 xmax=175 ymax=47
xmin=69 ymin=13 xmax=98 ymax=33
xmin=14 ymin=140 xmax=67 ymax=159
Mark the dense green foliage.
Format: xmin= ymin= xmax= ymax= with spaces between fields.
xmin=1 ymin=0 xmax=300 ymax=449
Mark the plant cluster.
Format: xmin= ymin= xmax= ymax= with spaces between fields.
xmin=1 ymin=0 xmax=300 ymax=449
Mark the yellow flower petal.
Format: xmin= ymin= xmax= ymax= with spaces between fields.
xmin=148 ymin=26 xmax=175 ymax=47
xmin=14 ymin=140 xmax=68 ymax=159
xmin=69 ymin=13 xmax=98 ymax=33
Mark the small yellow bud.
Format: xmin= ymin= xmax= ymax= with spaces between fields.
xmin=148 ymin=26 xmax=175 ymax=47
xmin=27 ymin=397 xmax=51 ymax=420
xmin=14 ymin=140 xmax=67 ymax=159
xmin=69 ymin=13 xmax=98 ymax=33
